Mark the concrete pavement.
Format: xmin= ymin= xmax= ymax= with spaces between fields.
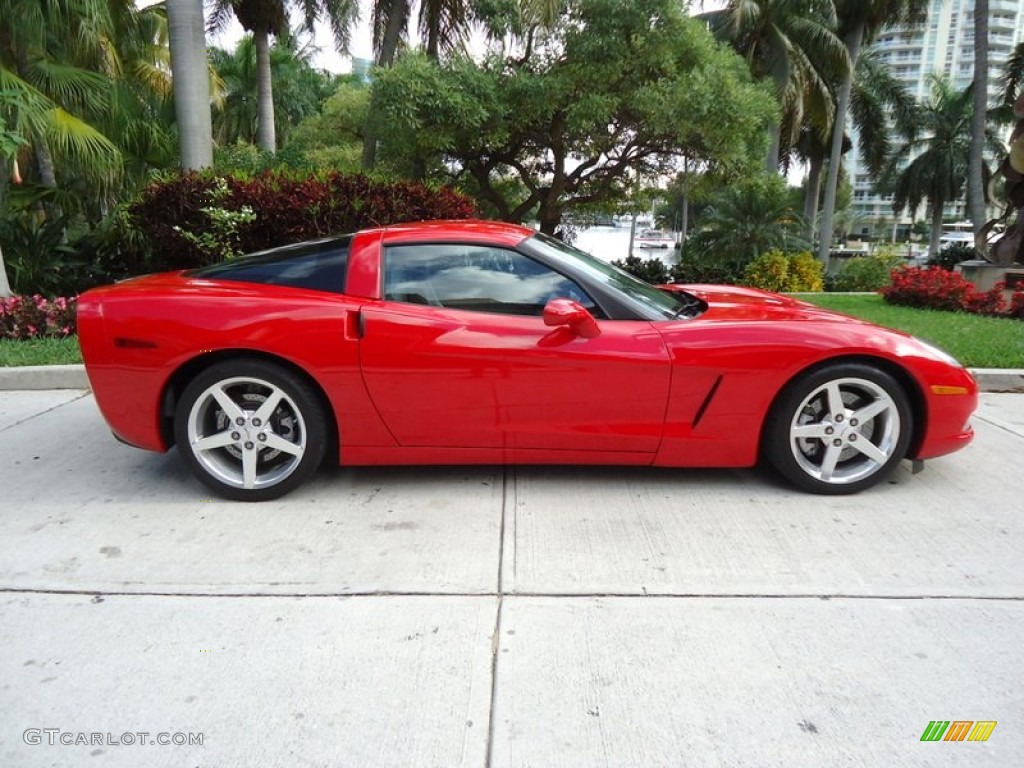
xmin=1 ymin=390 xmax=1022 ymax=766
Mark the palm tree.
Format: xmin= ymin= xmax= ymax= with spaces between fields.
xmin=968 ymin=0 xmax=989 ymax=245
xmin=211 ymin=36 xmax=334 ymax=148
xmin=884 ymin=76 xmax=1003 ymax=259
xmin=692 ymin=180 xmax=809 ymax=262
xmin=167 ymin=0 xmax=213 ymax=169
xmin=0 ymin=0 xmax=123 ymax=192
xmin=208 ymin=0 xmax=359 ymax=152
xmin=817 ymin=0 xmax=929 ymax=263
xmin=998 ymin=41 xmax=1024 ymax=112
xmin=706 ymin=0 xmax=850 ymax=173
xmin=797 ymin=48 xmax=915 ymax=240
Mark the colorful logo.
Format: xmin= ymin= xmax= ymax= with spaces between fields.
xmin=920 ymin=721 xmax=997 ymax=742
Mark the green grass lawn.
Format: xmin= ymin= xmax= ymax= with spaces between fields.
xmin=0 ymin=336 xmax=83 ymax=367
xmin=799 ymin=293 xmax=1024 ymax=369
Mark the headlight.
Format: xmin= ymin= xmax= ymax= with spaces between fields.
xmin=913 ymin=337 xmax=963 ymax=367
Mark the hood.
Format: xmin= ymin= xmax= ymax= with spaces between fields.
xmin=663 ymin=283 xmax=878 ymax=325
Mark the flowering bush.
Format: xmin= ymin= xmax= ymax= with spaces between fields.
xmin=1010 ymin=288 xmax=1024 ymax=319
xmin=963 ymin=282 xmax=1007 ymax=316
xmin=881 ymin=266 xmax=1023 ymax=319
xmin=880 ymin=266 xmax=975 ymax=311
xmin=0 ymin=295 xmax=78 ymax=340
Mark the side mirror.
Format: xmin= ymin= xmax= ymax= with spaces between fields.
xmin=542 ymin=298 xmax=600 ymax=339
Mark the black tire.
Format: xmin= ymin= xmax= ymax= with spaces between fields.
xmin=173 ymin=359 xmax=328 ymax=501
xmin=763 ymin=363 xmax=913 ymax=494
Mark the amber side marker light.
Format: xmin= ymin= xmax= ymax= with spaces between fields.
xmin=930 ymin=385 xmax=970 ymax=396
xmin=113 ymin=337 xmax=158 ymax=349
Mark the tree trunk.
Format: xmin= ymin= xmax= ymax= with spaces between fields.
xmin=765 ymin=123 xmax=781 ymax=174
xmin=254 ymin=25 xmax=276 ymax=153
xmin=680 ymin=196 xmax=688 ymax=243
xmin=0 ymin=241 xmax=12 ymax=297
xmin=167 ymin=0 xmax=212 ymax=170
xmin=929 ymin=202 xmax=944 ymax=260
xmin=538 ymin=198 xmax=560 ymax=235
xmin=968 ymin=0 xmax=989 ymax=250
xmin=803 ymin=154 xmax=824 ymax=242
xmin=362 ymin=0 xmax=410 ymax=171
xmin=166 ymin=0 xmax=213 ymax=170
xmin=818 ymin=24 xmax=865 ymax=265
xmin=35 ymin=143 xmax=57 ymax=188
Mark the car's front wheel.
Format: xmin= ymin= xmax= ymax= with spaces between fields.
xmin=763 ymin=363 xmax=913 ymax=494
xmin=174 ymin=360 xmax=328 ymax=501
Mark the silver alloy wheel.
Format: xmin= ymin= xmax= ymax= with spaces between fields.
xmin=185 ymin=376 xmax=307 ymax=490
xmin=788 ymin=376 xmax=901 ymax=486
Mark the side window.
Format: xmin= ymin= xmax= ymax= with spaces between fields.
xmin=190 ymin=238 xmax=350 ymax=294
xmin=383 ymin=244 xmax=601 ymax=317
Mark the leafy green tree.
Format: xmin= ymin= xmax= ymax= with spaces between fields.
xmin=208 ymin=0 xmax=359 ymax=152
xmin=883 ymin=76 xmax=1003 ymax=259
xmin=361 ymin=0 xmax=485 ymax=171
xmin=705 ymin=0 xmax=849 ymax=173
xmin=689 ymin=174 xmax=809 ymax=262
xmin=817 ymin=0 xmax=929 ymax=263
xmin=285 ymin=76 xmax=368 ymax=172
xmin=370 ymin=0 xmax=775 ymax=234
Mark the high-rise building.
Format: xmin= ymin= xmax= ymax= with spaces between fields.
xmin=845 ymin=0 xmax=1024 ymax=236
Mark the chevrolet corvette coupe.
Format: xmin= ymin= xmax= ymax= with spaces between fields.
xmin=78 ymin=220 xmax=978 ymax=501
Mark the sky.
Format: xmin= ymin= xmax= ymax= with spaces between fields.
xmin=203 ymin=0 xmax=729 ymax=74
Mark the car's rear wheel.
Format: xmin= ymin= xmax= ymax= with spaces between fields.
xmin=174 ymin=360 xmax=328 ymax=501
xmin=763 ymin=363 xmax=913 ymax=494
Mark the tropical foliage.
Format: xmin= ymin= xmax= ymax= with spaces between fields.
xmin=210 ymin=36 xmax=338 ymax=149
xmin=688 ymin=175 xmax=809 ymax=262
xmin=0 ymin=0 xmax=174 ymax=206
xmin=882 ymin=76 xmax=1004 ymax=259
xmin=207 ymin=0 xmax=360 ymax=151
xmin=369 ymin=0 xmax=776 ymax=234
xmin=816 ymin=0 xmax=930 ymax=262
xmin=704 ymin=0 xmax=849 ymax=172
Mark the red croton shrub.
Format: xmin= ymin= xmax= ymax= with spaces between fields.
xmin=130 ymin=170 xmax=478 ymax=271
xmin=881 ymin=266 xmax=1021 ymax=319
xmin=0 ymin=295 xmax=77 ymax=340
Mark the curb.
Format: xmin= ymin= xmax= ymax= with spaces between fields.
xmin=970 ymin=368 xmax=1024 ymax=394
xmin=0 ymin=365 xmax=90 ymax=391
xmin=0 ymin=364 xmax=1021 ymax=394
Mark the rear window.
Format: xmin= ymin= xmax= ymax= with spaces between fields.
xmin=188 ymin=237 xmax=351 ymax=294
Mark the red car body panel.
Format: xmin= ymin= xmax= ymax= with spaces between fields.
xmin=77 ymin=221 xmax=977 ymax=474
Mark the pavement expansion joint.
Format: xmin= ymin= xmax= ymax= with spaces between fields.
xmin=0 ymin=390 xmax=90 ymax=433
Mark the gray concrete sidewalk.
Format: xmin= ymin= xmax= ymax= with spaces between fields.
xmin=1 ymin=391 xmax=1022 ymax=766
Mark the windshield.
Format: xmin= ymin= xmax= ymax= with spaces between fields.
xmin=523 ymin=232 xmax=684 ymax=320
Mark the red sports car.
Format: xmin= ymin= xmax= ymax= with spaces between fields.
xmin=78 ymin=220 xmax=977 ymax=501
